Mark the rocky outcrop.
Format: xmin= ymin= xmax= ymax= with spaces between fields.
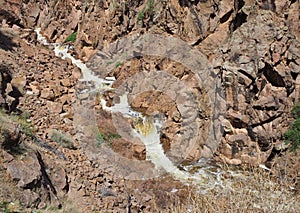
xmin=0 ymin=9 xmax=190 ymax=212
xmin=0 ymin=113 xmax=68 ymax=209
xmin=5 ymin=150 xmax=67 ymax=208
xmin=51 ymin=0 xmax=299 ymax=165
xmin=214 ymin=3 xmax=300 ymax=165
xmin=0 ymin=118 xmax=20 ymax=150
xmin=2 ymin=0 xmax=297 ymax=165
xmin=1 ymin=0 xmax=300 ymax=212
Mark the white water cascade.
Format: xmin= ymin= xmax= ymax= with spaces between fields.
xmin=35 ymin=28 xmax=233 ymax=192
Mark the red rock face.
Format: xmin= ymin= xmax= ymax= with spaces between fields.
xmin=1 ymin=0 xmax=300 ymax=212
xmin=93 ymin=56 xmax=211 ymax=164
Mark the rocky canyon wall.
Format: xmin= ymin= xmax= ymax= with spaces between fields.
xmin=1 ymin=0 xmax=300 ymax=211
xmin=13 ymin=0 xmax=300 ymax=165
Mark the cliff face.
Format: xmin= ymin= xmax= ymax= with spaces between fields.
xmin=0 ymin=0 xmax=300 ymax=212
xmin=17 ymin=0 xmax=299 ymax=165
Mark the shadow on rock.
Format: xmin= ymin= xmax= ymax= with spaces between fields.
xmin=0 ymin=30 xmax=18 ymax=51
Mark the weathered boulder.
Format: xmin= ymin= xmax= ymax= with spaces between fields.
xmin=0 ymin=119 xmax=20 ymax=150
xmin=6 ymin=153 xmax=41 ymax=188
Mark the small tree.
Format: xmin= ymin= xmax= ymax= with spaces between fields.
xmin=284 ymin=104 xmax=300 ymax=152
xmin=64 ymin=32 xmax=77 ymax=43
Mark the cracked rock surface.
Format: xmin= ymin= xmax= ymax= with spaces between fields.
xmin=0 ymin=0 xmax=300 ymax=212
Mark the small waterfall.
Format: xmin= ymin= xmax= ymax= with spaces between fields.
xmin=35 ymin=28 xmax=232 ymax=191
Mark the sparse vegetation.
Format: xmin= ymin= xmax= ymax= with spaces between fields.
xmin=291 ymin=103 xmax=300 ymax=118
xmin=284 ymin=104 xmax=300 ymax=152
xmin=64 ymin=32 xmax=77 ymax=43
xmin=0 ymin=109 xmax=35 ymax=138
xmin=167 ymin=166 xmax=299 ymax=213
xmin=47 ymin=206 xmax=60 ymax=211
xmin=0 ymin=200 xmax=26 ymax=213
xmin=19 ymin=109 xmax=31 ymax=120
xmin=137 ymin=0 xmax=155 ymax=24
xmin=115 ymin=61 xmax=123 ymax=68
xmin=3 ymin=109 xmax=34 ymax=138
xmin=16 ymin=113 xmax=35 ymax=138
xmin=147 ymin=0 xmax=155 ymax=12
xmin=96 ymin=130 xmax=121 ymax=147
xmin=96 ymin=131 xmax=105 ymax=147
xmin=138 ymin=7 xmax=146 ymax=23
xmin=0 ymin=202 xmax=10 ymax=213
xmin=106 ymin=132 xmax=121 ymax=140
xmin=49 ymin=129 xmax=76 ymax=149
xmin=0 ymin=109 xmax=35 ymax=154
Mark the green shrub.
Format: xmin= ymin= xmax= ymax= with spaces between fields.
xmin=137 ymin=0 xmax=155 ymax=23
xmin=49 ymin=129 xmax=76 ymax=149
xmin=0 ymin=202 xmax=10 ymax=213
xmin=96 ymin=130 xmax=121 ymax=147
xmin=291 ymin=104 xmax=300 ymax=118
xmin=96 ymin=131 xmax=105 ymax=147
xmin=115 ymin=61 xmax=123 ymax=68
xmin=138 ymin=7 xmax=146 ymax=22
xmin=64 ymin=32 xmax=77 ymax=43
xmin=0 ymin=110 xmax=34 ymax=139
xmin=18 ymin=119 xmax=34 ymax=138
xmin=284 ymin=104 xmax=300 ymax=152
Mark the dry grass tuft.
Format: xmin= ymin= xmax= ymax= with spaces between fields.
xmin=163 ymin=166 xmax=299 ymax=213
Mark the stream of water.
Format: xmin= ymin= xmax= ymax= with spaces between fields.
xmin=34 ymin=28 xmax=244 ymax=192
xmin=30 ymin=27 xmax=300 ymax=213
